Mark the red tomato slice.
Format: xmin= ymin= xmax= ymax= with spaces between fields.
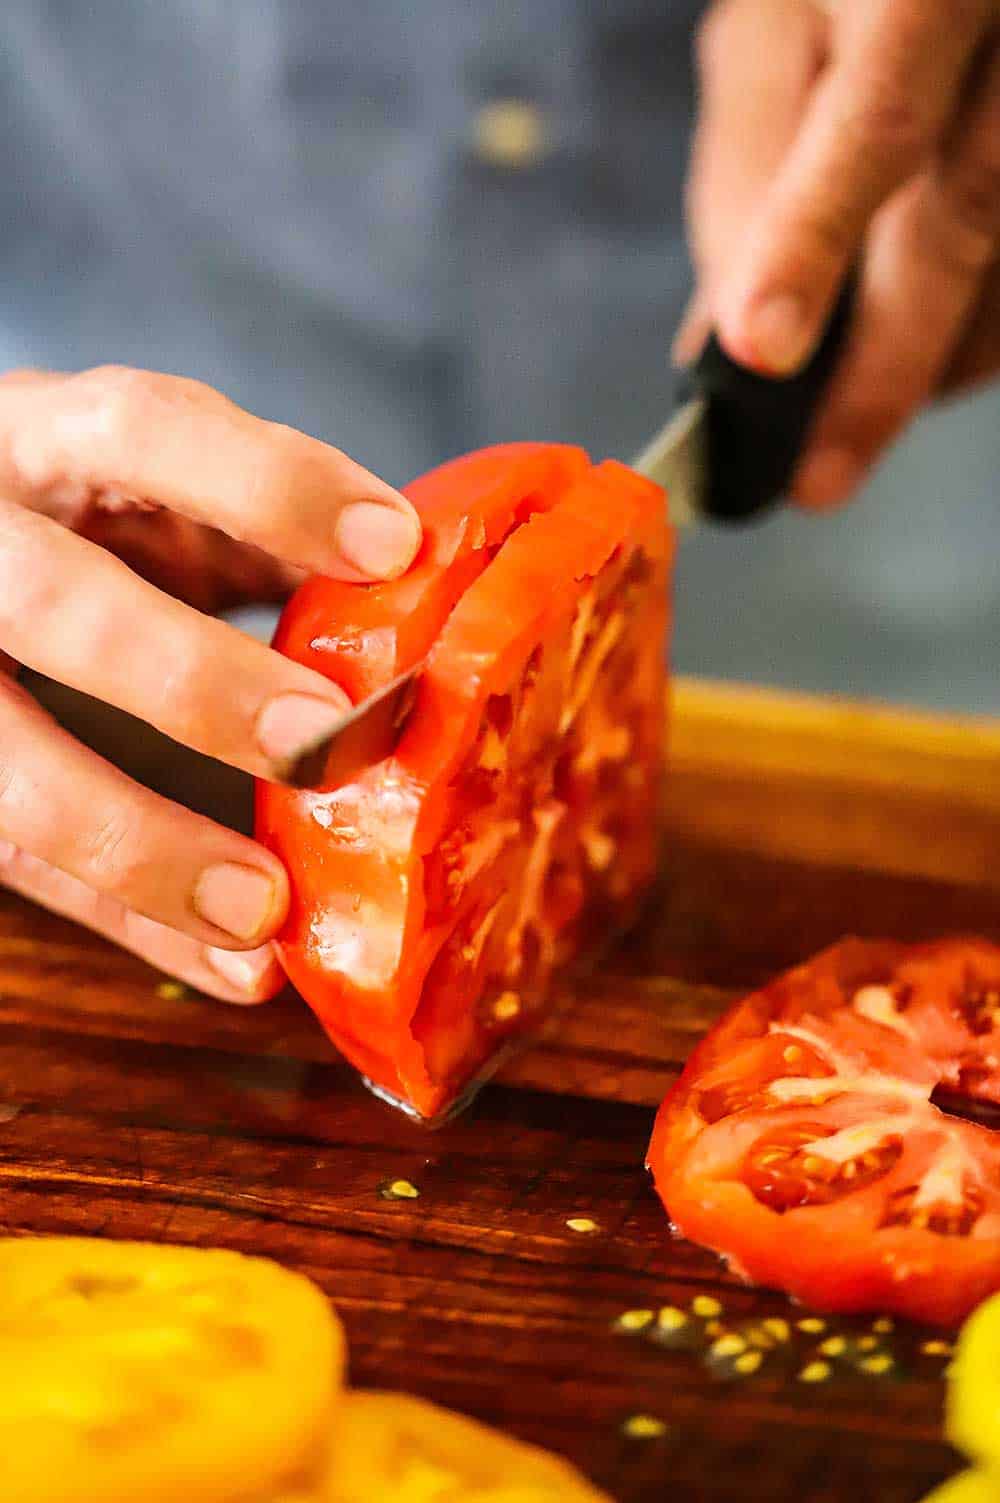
xmin=257 ymin=444 xmax=673 ymax=1121
xmin=647 ymin=938 xmax=1000 ymax=1327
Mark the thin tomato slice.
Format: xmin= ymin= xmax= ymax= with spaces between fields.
xmin=647 ymin=938 xmax=1000 ymax=1328
xmin=257 ymin=445 xmax=673 ymax=1121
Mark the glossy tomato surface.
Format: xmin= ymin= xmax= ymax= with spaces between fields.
xmin=647 ymin=938 xmax=1000 ymax=1327
xmin=257 ymin=444 xmax=673 ymax=1120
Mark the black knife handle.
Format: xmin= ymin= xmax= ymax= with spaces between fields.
xmin=684 ymin=275 xmax=858 ymax=523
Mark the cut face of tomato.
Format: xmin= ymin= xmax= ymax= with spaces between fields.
xmin=647 ymin=939 xmax=1000 ymax=1327
xmin=257 ymin=445 xmax=673 ymax=1121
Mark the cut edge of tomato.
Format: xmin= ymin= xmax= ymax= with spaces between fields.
xmin=381 ymin=462 xmax=670 ymax=1105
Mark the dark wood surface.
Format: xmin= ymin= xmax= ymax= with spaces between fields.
xmin=4 ymin=678 xmax=1000 ymax=1503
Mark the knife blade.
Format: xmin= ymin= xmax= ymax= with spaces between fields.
xmin=288 ymin=280 xmax=857 ymax=790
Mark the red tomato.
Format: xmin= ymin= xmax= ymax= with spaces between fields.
xmin=257 ymin=444 xmax=673 ymax=1121
xmin=647 ymin=938 xmax=1000 ymax=1327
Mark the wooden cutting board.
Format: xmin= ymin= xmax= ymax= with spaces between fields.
xmin=3 ymin=676 xmax=1000 ymax=1503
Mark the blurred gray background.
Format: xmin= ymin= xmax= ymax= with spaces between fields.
xmin=2 ymin=1 xmax=998 ymax=714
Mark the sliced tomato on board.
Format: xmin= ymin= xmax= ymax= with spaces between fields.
xmin=647 ymin=938 xmax=1000 ymax=1327
xmin=257 ymin=444 xmax=673 ymax=1121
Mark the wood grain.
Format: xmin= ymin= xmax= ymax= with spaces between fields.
xmin=3 ymin=677 xmax=997 ymax=1502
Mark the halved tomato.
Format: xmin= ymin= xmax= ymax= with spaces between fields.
xmin=647 ymin=938 xmax=1000 ymax=1327
xmin=257 ymin=445 xmax=673 ymax=1121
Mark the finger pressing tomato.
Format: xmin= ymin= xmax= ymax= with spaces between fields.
xmin=0 ymin=366 xmax=423 ymax=999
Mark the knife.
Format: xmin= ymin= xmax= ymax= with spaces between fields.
xmin=289 ymin=280 xmax=857 ymax=791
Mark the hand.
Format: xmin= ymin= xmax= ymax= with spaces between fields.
xmin=0 ymin=366 xmax=421 ymax=1001
xmin=679 ymin=0 xmax=1000 ymax=508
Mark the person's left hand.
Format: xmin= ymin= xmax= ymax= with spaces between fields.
xmin=678 ymin=0 xmax=1000 ymax=510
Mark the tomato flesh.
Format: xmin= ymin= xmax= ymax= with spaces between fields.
xmin=257 ymin=445 xmax=673 ymax=1121
xmin=647 ymin=938 xmax=1000 ymax=1327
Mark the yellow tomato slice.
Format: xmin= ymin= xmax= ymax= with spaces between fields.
xmin=0 ymin=1236 xmax=345 ymax=1503
xmin=922 ymin=1473 xmax=999 ymax=1503
xmin=948 ymin=1294 xmax=1000 ymax=1473
xmin=282 ymin=1390 xmax=610 ymax=1503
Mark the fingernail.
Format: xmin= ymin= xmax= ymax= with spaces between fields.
xmin=207 ymin=943 xmax=281 ymax=1002
xmin=793 ymin=445 xmax=863 ymax=510
xmin=194 ymin=862 xmax=279 ymax=942
xmin=256 ymin=691 xmax=350 ymax=766
xmin=742 ymin=291 xmax=813 ymax=375
xmin=335 ymin=500 xmax=421 ymax=580
xmin=672 ymin=298 xmax=711 ymax=368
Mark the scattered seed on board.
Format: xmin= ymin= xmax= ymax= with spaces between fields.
xmin=691 ymin=1295 xmax=723 ymax=1319
xmin=797 ymin=1317 xmax=826 ymax=1334
xmin=566 ymin=1217 xmax=600 ymax=1234
xmin=819 ymin=1336 xmax=847 ymax=1358
xmin=710 ymin=1334 xmax=748 ymax=1360
xmin=734 ymin=1351 xmax=763 ymax=1376
xmin=762 ymin=1317 xmax=790 ymax=1343
xmin=380 ymin=1178 xmax=420 ymax=1201
xmin=615 ymin=1309 xmax=654 ymax=1333
xmin=859 ymin=1354 xmax=895 ymax=1376
xmin=921 ymin=1339 xmax=952 ymax=1357
xmin=156 ymin=981 xmax=187 ymax=1001
xmin=872 ymin=1317 xmax=894 ymax=1334
xmin=622 ymin=1414 xmax=668 ymax=1439
xmin=799 ymin=1361 xmax=832 ymax=1384
xmin=657 ymin=1306 xmax=688 ymax=1333
xmin=857 ymin=1335 xmax=879 ymax=1353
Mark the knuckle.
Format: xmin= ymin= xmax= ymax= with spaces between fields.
xmin=786 ymin=201 xmax=854 ymax=269
xmin=844 ymin=90 xmax=929 ymax=172
xmin=155 ymin=639 xmax=217 ymax=748
xmin=842 ymin=394 xmax=910 ymax=451
xmin=0 ymin=753 xmax=18 ymax=822
xmin=0 ymin=512 xmax=49 ymax=640
xmin=242 ymin=424 xmax=308 ymax=530
xmin=70 ymin=365 xmax=161 ymax=446
xmin=941 ymin=152 xmax=1000 ymax=251
xmin=83 ymin=808 xmax=145 ymax=895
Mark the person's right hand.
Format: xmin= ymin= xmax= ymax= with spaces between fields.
xmin=679 ymin=0 xmax=1000 ymax=510
xmin=0 ymin=365 xmax=422 ymax=1003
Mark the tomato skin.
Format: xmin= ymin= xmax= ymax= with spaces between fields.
xmin=257 ymin=445 xmax=673 ymax=1121
xmin=647 ymin=938 xmax=1000 ymax=1328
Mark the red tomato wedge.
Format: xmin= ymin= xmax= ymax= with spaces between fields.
xmin=257 ymin=444 xmax=673 ymax=1121
xmin=647 ymin=938 xmax=1000 ymax=1327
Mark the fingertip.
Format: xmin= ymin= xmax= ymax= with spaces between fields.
xmin=792 ymin=444 xmax=864 ymax=510
xmin=719 ymin=288 xmax=816 ymax=376
xmin=334 ymin=498 xmax=422 ymax=581
xmin=256 ymin=689 xmax=352 ymax=771
xmin=205 ymin=942 xmax=285 ymax=1003
xmin=671 ymin=292 xmax=713 ymax=368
